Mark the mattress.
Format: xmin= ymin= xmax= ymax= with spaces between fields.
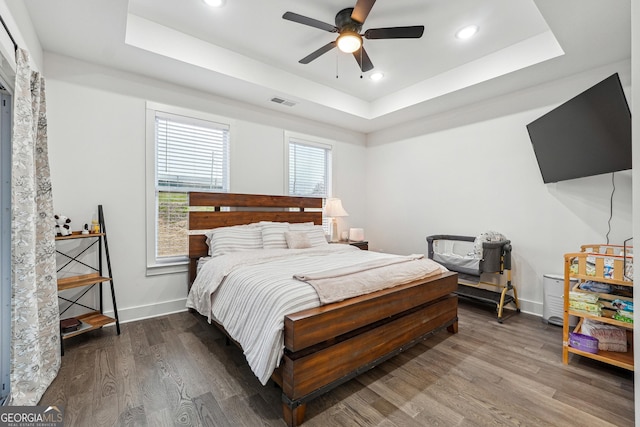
xmin=187 ymin=245 xmax=447 ymax=384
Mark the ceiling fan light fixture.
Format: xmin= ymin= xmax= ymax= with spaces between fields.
xmin=203 ymin=0 xmax=225 ymax=7
xmin=370 ymin=72 xmax=384 ymax=81
xmin=337 ymin=31 xmax=362 ymax=53
xmin=456 ymin=25 xmax=479 ymax=40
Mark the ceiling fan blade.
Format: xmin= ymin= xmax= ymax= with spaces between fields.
xmin=364 ymin=26 xmax=425 ymax=39
xmin=352 ymin=46 xmax=374 ymax=72
xmin=283 ymin=12 xmax=338 ymax=33
xmin=299 ymin=41 xmax=337 ymax=64
xmin=351 ymin=0 xmax=376 ymax=24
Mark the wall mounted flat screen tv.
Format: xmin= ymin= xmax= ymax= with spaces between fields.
xmin=526 ymin=73 xmax=631 ymax=183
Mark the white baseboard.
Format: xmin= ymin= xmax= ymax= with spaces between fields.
xmin=513 ymin=297 xmax=543 ymax=318
xmin=102 ymin=296 xmax=544 ymax=324
xmin=459 ymin=296 xmax=543 ymax=318
xmin=103 ymin=297 xmax=188 ymax=324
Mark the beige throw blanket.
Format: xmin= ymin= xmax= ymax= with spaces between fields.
xmin=293 ymin=254 xmax=447 ymax=304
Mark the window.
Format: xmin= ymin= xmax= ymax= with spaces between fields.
xmin=146 ymin=103 xmax=230 ymax=273
xmin=288 ymin=141 xmax=330 ymax=197
xmin=286 ymin=133 xmax=332 ymax=232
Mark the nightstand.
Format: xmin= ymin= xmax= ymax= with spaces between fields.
xmin=331 ymin=240 xmax=368 ymax=250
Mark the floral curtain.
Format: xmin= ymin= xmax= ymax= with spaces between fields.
xmin=9 ymin=49 xmax=59 ymax=405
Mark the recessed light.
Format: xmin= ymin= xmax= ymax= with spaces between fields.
xmin=370 ymin=72 xmax=384 ymax=81
xmin=456 ymin=25 xmax=478 ymax=40
xmin=203 ymin=0 xmax=225 ymax=7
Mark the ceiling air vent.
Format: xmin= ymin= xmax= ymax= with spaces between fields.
xmin=270 ymin=97 xmax=296 ymax=107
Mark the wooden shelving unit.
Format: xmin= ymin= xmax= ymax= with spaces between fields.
xmin=55 ymin=205 xmax=119 ymax=354
xmin=562 ymin=244 xmax=633 ymax=370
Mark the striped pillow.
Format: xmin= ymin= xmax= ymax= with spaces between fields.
xmin=261 ymin=222 xmax=290 ymax=249
xmin=206 ymin=224 xmax=263 ymax=256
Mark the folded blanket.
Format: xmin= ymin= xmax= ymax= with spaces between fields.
xmin=294 ymin=254 xmax=447 ymax=304
xmin=293 ymin=254 xmax=425 ymax=281
xmin=578 ymin=280 xmax=612 ymax=293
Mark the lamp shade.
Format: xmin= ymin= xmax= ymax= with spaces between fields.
xmin=324 ymin=198 xmax=349 ymax=217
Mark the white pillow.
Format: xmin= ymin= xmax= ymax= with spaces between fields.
xmin=289 ymin=223 xmax=328 ymax=247
xmin=261 ymin=222 xmax=290 ymax=249
xmin=288 ymin=222 xmax=315 ymax=229
xmin=205 ymin=224 xmax=263 ymax=256
xmin=284 ymin=231 xmax=312 ymax=249
xmin=204 ymin=222 xmax=260 ymax=248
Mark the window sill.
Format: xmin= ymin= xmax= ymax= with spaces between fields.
xmin=146 ymin=260 xmax=188 ymax=277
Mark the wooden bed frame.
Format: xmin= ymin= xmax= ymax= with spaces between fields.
xmin=188 ymin=192 xmax=458 ymax=426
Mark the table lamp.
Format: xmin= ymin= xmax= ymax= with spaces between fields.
xmin=323 ymin=198 xmax=349 ymax=242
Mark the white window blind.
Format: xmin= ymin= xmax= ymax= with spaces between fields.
xmin=287 ymin=137 xmax=332 ymax=233
xmin=156 ymin=112 xmax=229 ymax=191
xmin=155 ymin=111 xmax=229 ymax=260
xmin=288 ymin=140 xmax=330 ymax=198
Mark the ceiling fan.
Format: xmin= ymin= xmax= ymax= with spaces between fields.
xmin=282 ymin=0 xmax=424 ymax=73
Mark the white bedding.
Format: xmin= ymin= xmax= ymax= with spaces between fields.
xmin=186 ymin=245 xmax=446 ymax=384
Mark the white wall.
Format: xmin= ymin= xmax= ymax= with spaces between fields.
xmin=44 ymin=53 xmax=367 ymax=322
xmin=365 ymin=71 xmax=633 ymax=316
xmin=45 ymin=50 xmax=634 ymax=320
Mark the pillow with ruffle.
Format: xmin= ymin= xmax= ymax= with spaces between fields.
xmin=289 ymin=223 xmax=328 ymax=247
xmin=284 ymin=231 xmax=312 ymax=249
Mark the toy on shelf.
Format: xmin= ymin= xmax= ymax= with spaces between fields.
xmin=54 ymin=214 xmax=72 ymax=236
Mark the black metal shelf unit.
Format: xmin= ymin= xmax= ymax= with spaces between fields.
xmin=55 ymin=205 xmax=120 ymax=354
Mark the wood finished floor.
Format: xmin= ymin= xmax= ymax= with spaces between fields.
xmin=41 ymin=302 xmax=634 ymax=426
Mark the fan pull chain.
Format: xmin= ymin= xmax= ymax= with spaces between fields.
xmin=360 ymin=47 xmax=363 ymax=79
xmin=336 ymin=50 xmax=339 ymax=79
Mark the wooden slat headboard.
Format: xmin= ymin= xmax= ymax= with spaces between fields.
xmin=187 ymin=192 xmax=323 ymax=285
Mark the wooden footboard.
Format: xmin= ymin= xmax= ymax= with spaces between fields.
xmin=273 ymin=272 xmax=458 ymax=427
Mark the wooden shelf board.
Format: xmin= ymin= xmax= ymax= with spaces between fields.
xmin=57 ymin=272 xmax=111 ymax=291
xmin=55 ymin=232 xmax=104 ymax=240
xmin=567 ymin=310 xmax=633 ymax=329
xmin=569 ymin=273 xmax=633 ymax=287
xmin=61 ymin=312 xmax=115 ymax=339
xmin=567 ymin=346 xmax=634 ymax=371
